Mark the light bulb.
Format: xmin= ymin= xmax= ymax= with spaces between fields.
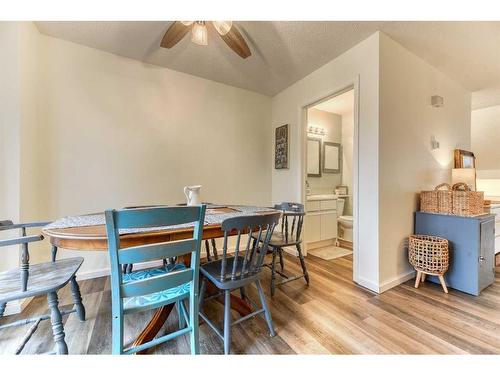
xmin=212 ymin=21 xmax=233 ymax=36
xmin=191 ymin=22 xmax=208 ymax=46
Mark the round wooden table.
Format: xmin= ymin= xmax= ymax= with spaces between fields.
xmin=42 ymin=205 xmax=276 ymax=353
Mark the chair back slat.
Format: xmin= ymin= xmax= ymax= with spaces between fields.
xmin=230 ymin=230 xmax=242 ymax=280
xmin=217 ymin=213 xmax=280 ymax=281
xmin=274 ymin=202 xmax=305 ymax=244
xmin=120 ymin=268 xmax=194 ymax=298
xmin=118 ymin=239 xmax=197 ymax=265
xmin=114 ymin=206 xmax=202 ymax=229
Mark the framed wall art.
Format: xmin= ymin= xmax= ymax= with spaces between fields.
xmin=275 ymin=124 xmax=289 ymax=169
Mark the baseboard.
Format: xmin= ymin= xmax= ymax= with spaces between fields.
xmin=379 ymin=269 xmax=416 ymax=293
xmin=337 ymin=238 xmax=353 ymax=250
xmin=307 ymin=239 xmax=335 ymax=250
xmin=356 ymin=276 xmax=380 ymax=294
xmin=3 ymin=297 xmax=33 ymax=317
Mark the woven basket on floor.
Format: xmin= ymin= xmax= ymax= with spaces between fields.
xmin=408 ymin=234 xmax=449 ymax=275
xmin=451 ymin=182 xmax=484 ymax=216
xmin=420 ymin=183 xmax=452 ymax=214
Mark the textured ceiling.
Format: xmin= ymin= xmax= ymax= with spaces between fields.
xmin=35 ymin=21 xmax=500 ymax=106
xmin=314 ymin=89 xmax=354 ymax=116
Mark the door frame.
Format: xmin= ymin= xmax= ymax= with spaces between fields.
xmin=301 ymin=76 xmax=360 ymax=283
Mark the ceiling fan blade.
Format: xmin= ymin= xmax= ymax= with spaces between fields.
xmin=219 ymin=25 xmax=251 ymax=59
xmin=160 ymin=21 xmax=191 ymax=49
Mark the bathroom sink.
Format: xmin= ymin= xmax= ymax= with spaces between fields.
xmin=306 ymin=194 xmax=337 ymax=201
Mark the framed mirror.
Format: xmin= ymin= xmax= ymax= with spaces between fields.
xmin=307 ymin=137 xmax=322 ymax=177
xmin=323 ymin=142 xmax=341 ymax=173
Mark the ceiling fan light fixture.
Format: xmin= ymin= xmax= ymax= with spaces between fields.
xmin=212 ymin=21 xmax=233 ymax=36
xmin=191 ymin=21 xmax=208 ymax=46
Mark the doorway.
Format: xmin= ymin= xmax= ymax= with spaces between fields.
xmin=302 ymin=84 xmax=358 ymax=282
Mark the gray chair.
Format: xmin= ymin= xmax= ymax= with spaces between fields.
xmin=0 ymin=220 xmax=85 ymax=354
xmin=253 ymin=202 xmax=309 ymax=296
xmin=198 ymin=213 xmax=280 ymax=354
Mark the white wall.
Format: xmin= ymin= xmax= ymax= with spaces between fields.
xmin=378 ymin=33 xmax=471 ymax=290
xmin=9 ymin=23 xmax=272 ymax=277
xmin=472 ymin=105 xmax=500 ymax=197
xmin=272 ymin=33 xmax=380 ymax=291
xmin=307 ymin=108 xmax=342 ymax=193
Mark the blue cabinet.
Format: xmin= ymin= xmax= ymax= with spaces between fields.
xmin=414 ymin=212 xmax=495 ymax=296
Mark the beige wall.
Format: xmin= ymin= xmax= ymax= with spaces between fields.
xmin=272 ymin=33 xmax=380 ymax=291
xmin=378 ymin=33 xmax=471 ymax=290
xmin=307 ymin=108 xmax=342 ymax=193
xmin=11 ymin=24 xmax=272 ymax=277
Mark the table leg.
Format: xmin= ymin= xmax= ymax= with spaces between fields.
xmin=133 ymin=304 xmax=174 ymax=354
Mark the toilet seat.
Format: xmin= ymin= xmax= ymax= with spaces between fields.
xmin=338 ymin=215 xmax=353 ymax=223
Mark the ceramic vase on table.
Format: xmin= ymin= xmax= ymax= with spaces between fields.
xmin=184 ymin=185 xmax=202 ymax=206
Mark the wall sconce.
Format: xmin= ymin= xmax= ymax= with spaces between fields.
xmin=307 ymin=125 xmax=326 ymax=136
xmin=431 ymin=95 xmax=444 ymax=107
xmin=430 ymin=135 xmax=440 ymax=150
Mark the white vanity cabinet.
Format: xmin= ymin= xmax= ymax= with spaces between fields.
xmin=305 ymin=198 xmax=337 ymax=243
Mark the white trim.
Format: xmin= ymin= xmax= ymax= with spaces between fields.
xmin=301 ymin=77 xmax=361 ymax=282
xmin=379 ymin=269 xmax=416 ymax=293
xmin=3 ymin=297 xmax=33 ymax=316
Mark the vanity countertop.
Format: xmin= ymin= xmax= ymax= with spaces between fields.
xmin=306 ymin=194 xmax=349 ymax=201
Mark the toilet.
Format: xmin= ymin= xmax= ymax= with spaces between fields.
xmin=336 ymin=198 xmax=353 ymax=242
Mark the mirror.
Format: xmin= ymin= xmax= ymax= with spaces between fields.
xmin=307 ymin=137 xmax=321 ymax=177
xmin=323 ymin=142 xmax=341 ymax=173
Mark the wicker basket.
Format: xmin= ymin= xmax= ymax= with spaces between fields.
xmin=451 ymin=182 xmax=484 ymax=216
xmin=420 ymin=183 xmax=452 ymax=214
xmin=408 ymin=234 xmax=449 ymax=275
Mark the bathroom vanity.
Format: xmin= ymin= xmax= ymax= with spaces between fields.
xmin=305 ymin=194 xmax=349 ymax=244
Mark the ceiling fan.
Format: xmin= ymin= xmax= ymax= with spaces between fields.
xmin=160 ymin=21 xmax=251 ymax=59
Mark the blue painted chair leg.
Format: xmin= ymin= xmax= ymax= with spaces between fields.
xmin=255 ymin=279 xmax=276 ymax=337
xmin=223 ymin=290 xmax=232 ymax=355
xmin=70 ymin=276 xmax=86 ymax=321
xmin=176 ymin=301 xmax=185 ymax=329
xmin=190 ymin=294 xmax=200 ymax=354
xmin=47 ymin=291 xmax=68 ymax=354
xmin=0 ymin=302 xmax=6 ymax=319
xmin=111 ymin=311 xmax=124 ymax=355
xmin=51 ymin=245 xmax=58 ymax=262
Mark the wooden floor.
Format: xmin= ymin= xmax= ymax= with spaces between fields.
xmin=1 ymin=253 xmax=500 ymax=354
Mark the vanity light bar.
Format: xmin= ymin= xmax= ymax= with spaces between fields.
xmin=307 ymin=125 xmax=326 ymax=136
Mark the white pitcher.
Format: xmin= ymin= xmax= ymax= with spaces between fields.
xmin=184 ymin=185 xmax=202 ymax=206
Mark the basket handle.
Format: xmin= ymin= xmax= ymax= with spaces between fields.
xmin=434 ymin=183 xmax=451 ymax=191
xmin=452 ymin=182 xmax=470 ymax=191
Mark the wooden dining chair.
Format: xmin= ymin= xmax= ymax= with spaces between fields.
xmin=104 ymin=205 xmax=206 ymax=355
xmin=0 ymin=220 xmax=85 ymax=354
xmin=253 ymin=202 xmax=309 ymax=296
xmin=198 ymin=213 xmax=281 ymax=354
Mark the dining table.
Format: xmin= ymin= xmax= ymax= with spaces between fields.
xmin=42 ymin=204 xmax=278 ymax=354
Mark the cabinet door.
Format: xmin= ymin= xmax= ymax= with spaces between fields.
xmin=320 ymin=212 xmax=337 ymax=240
xmin=479 ymin=218 xmax=495 ymax=292
xmin=305 ymin=214 xmax=321 ymax=243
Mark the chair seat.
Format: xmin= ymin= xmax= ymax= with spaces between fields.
xmin=200 ymin=256 xmax=260 ymax=290
xmin=122 ymin=263 xmax=190 ymax=314
xmin=252 ymin=231 xmax=301 ymax=247
xmin=0 ymin=257 xmax=83 ymax=303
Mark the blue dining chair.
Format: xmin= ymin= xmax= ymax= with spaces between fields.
xmin=104 ymin=205 xmax=206 ymax=355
